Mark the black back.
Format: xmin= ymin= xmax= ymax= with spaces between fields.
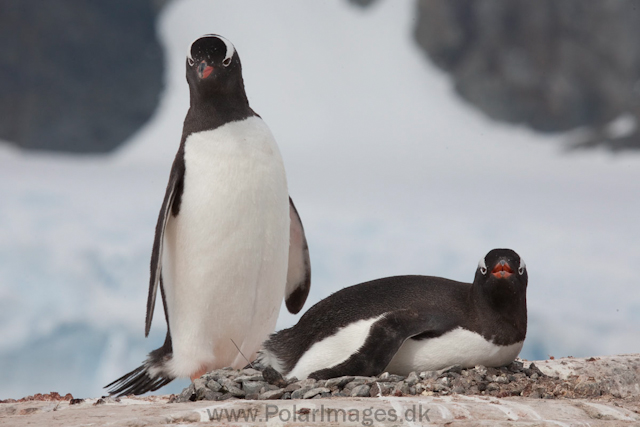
xmin=265 ymin=248 xmax=528 ymax=374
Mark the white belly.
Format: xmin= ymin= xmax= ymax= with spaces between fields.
xmin=285 ymin=315 xmax=386 ymax=380
xmin=162 ymin=116 xmax=290 ymax=378
xmin=385 ymin=328 xmax=523 ymax=376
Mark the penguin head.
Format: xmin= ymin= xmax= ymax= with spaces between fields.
xmin=475 ymin=248 xmax=527 ymax=306
xmin=186 ymin=35 xmax=243 ymax=96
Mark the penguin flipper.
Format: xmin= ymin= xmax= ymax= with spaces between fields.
xmin=284 ymin=197 xmax=311 ymax=314
xmin=145 ymin=158 xmax=182 ymax=337
xmin=307 ymin=310 xmax=441 ymax=379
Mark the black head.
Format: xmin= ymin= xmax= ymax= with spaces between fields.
xmin=185 ymin=34 xmax=245 ymax=99
xmin=474 ymin=248 xmax=527 ymax=308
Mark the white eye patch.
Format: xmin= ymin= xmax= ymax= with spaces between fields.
xmin=518 ymin=257 xmax=526 ymax=275
xmin=478 ymin=257 xmax=487 ymax=275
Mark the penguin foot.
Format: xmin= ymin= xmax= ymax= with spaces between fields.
xmin=190 ymin=367 xmax=208 ymax=382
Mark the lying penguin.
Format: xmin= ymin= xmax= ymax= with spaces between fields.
xmin=259 ymin=248 xmax=527 ymax=380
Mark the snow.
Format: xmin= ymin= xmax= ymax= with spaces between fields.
xmin=1 ymin=0 xmax=639 ymax=399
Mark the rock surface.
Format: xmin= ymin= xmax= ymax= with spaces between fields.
xmin=413 ymin=0 xmax=640 ymax=151
xmin=1 ymin=355 xmax=639 ymax=426
xmin=0 ymin=0 xmax=166 ymax=153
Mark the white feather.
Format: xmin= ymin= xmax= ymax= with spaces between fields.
xmin=162 ymin=116 xmax=289 ymax=378
xmin=287 ymin=314 xmax=385 ymax=380
xmin=385 ymin=327 xmax=523 ymax=376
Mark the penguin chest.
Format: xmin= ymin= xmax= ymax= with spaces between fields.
xmin=161 ymin=116 xmax=290 ymax=372
xmin=385 ymin=328 xmax=523 ymax=376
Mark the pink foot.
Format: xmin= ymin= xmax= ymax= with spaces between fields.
xmin=190 ymin=367 xmax=207 ymax=382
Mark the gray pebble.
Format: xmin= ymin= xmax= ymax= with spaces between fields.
xmin=385 ymin=374 xmax=406 ymax=383
xmin=351 ymin=384 xmax=371 ymax=397
xmin=419 ymin=371 xmax=438 ymax=380
xmin=258 ymin=389 xmax=285 ymax=400
xmin=324 ymin=376 xmax=355 ymax=389
xmin=291 ymin=387 xmax=313 ymax=400
xmin=262 ymin=366 xmax=287 ymax=387
xmin=235 ymin=374 xmax=264 ymax=383
xmin=298 ymin=378 xmax=318 ymax=388
xmin=218 ymin=377 xmax=236 ymax=390
xmin=369 ymin=382 xmax=394 ymax=397
xmin=206 ymin=380 xmax=222 ymax=392
xmin=452 ymin=386 xmax=466 ymax=394
xmin=433 ymin=383 xmax=449 ymax=393
xmin=227 ymin=386 xmax=246 ymax=398
xmin=495 ymin=375 xmax=509 ymax=384
xmin=344 ymin=379 xmax=369 ymax=392
xmin=203 ymin=390 xmax=223 ymax=401
xmin=193 ymin=378 xmax=207 ymax=392
xmin=486 ymin=383 xmax=500 ymax=392
xmin=405 ymin=372 xmax=419 ymax=387
xmin=241 ymin=368 xmax=263 ymax=376
xmin=393 ymin=382 xmax=411 ymax=396
xmin=284 ymin=382 xmax=301 ymax=392
xmin=178 ymin=383 xmax=196 ymax=402
xmin=303 ymin=387 xmax=331 ymax=399
xmin=242 ymin=381 xmax=266 ymax=395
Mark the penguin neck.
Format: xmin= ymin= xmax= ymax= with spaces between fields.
xmin=184 ymin=83 xmax=256 ymax=138
xmin=470 ymin=282 xmax=527 ymax=344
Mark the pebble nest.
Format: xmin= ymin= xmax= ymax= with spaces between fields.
xmin=171 ymin=360 xmax=614 ymax=403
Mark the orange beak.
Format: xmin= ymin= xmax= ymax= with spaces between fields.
xmin=492 ymin=261 xmax=513 ymax=278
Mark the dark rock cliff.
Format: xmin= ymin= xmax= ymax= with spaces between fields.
xmin=0 ymin=0 xmax=166 ymax=153
xmin=413 ymin=0 xmax=640 ymax=150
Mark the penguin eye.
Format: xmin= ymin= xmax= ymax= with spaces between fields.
xmin=518 ymin=266 xmax=525 ymax=275
xmin=187 ymin=57 xmax=195 ymax=67
xmin=222 ymin=57 xmax=231 ymax=67
xmin=480 ymin=266 xmax=487 ymax=275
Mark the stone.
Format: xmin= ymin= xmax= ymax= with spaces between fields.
xmin=235 ymin=374 xmax=264 ymax=383
xmin=179 ymin=384 xmax=196 ymax=402
xmin=206 ymin=380 xmax=222 ymax=392
xmin=405 ymin=372 xmax=419 ymax=387
xmin=290 ymin=387 xmax=313 ymax=400
xmin=242 ymin=381 xmax=267 ymax=396
xmin=350 ymin=384 xmax=371 ymax=397
xmin=303 ymin=387 xmax=331 ymax=399
xmin=262 ymin=367 xmax=287 ymax=387
xmin=284 ymin=383 xmax=302 ymax=393
xmin=324 ymin=376 xmax=355 ymax=389
xmin=258 ymin=389 xmax=285 ymax=400
xmin=369 ymin=382 xmax=394 ymax=397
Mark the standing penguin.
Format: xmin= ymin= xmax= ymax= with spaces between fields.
xmin=106 ymin=35 xmax=311 ymax=396
xmin=259 ymin=249 xmax=526 ymax=380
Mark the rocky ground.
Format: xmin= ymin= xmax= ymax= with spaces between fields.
xmin=1 ymin=354 xmax=639 ymax=426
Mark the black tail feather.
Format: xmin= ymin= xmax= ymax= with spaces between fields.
xmin=104 ymin=364 xmax=174 ymax=396
xmin=105 ymin=331 xmax=174 ymax=396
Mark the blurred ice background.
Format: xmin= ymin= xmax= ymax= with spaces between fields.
xmin=1 ymin=0 xmax=639 ymax=399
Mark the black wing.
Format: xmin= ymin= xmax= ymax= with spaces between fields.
xmin=284 ymin=197 xmax=311 ymax=314
xmin=145 ymin=155 xmax=184 ymax=336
